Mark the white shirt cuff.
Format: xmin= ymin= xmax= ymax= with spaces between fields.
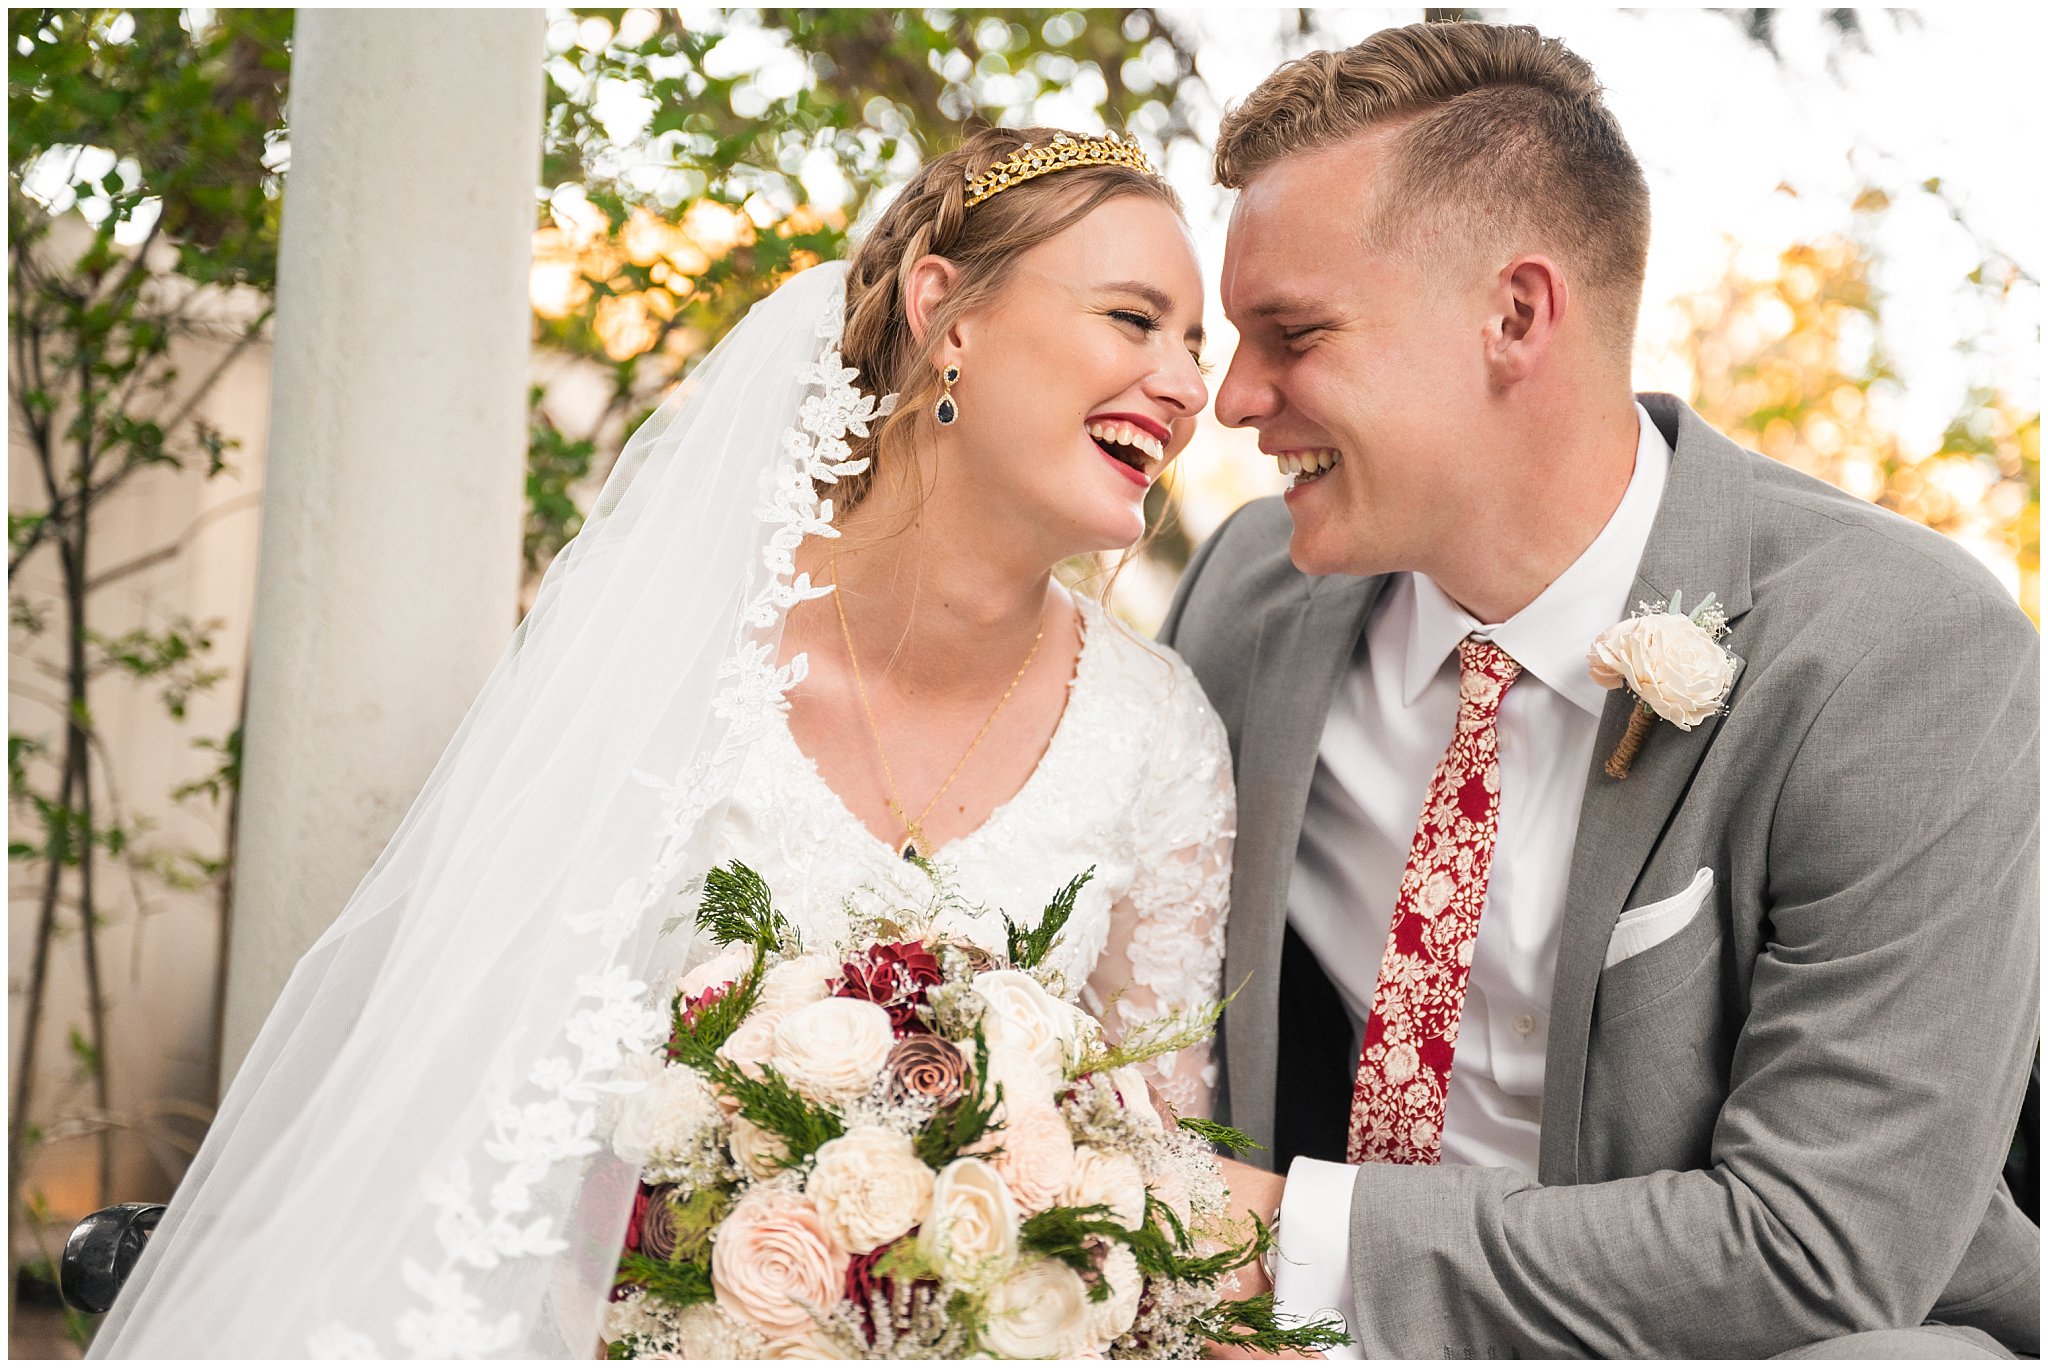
xmin=1273 ymin=1155 xmax=1362 ymax=1359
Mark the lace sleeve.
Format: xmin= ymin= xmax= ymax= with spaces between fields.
xmin=1083 ymin=655 xmax=1234 ymax=1121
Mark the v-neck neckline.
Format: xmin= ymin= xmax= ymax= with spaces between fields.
xmin=773 ymin=596 xmax=1102 ymax=866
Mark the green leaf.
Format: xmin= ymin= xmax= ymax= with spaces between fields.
xmin=67 ymin=1025 xmax=102 ymax=1079
xmin=1003 ymin=867 xmax=1093 ymax=969
xmin=693 ymin=860 xmax=801 ymax=954
xmin=1176 ymin=1115 xmax=1265 ymax=1154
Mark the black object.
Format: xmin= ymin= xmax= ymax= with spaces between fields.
xmin=2005 ymin=1057 xmax=2039 ymax=1226
xmin=59 ymin=1202 xmax=164 ymax=1315
xmin=1273 ymin=921 xmax=1357 ymax=1168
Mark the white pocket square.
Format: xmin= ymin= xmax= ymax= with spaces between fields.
xmin=1604 ymin=867 xmax=1714 ymax=969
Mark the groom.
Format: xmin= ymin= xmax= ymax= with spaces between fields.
xmin=1161 ymin=21 xmax=2038 ymax=1359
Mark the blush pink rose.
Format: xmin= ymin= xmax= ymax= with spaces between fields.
xmin=712 ymin=1189 xmax=848 ymax=1338
xmin=978 ymin=1101 xmax=1075 ymax=1215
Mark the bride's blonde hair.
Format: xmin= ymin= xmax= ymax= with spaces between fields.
xmin=836 ymin=126 xmax=1183 ymax=522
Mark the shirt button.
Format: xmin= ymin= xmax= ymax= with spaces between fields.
xmin=1513 ymin=1013 xmax=1536 ymax=1036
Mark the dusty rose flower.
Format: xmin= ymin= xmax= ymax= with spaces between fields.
xmin=982 ymin=1255 xmax=1091 ymax=1358
xmin=771 ymin=997 xmax=894 ymax=1105
xmin=838 ymin=941 xmax=943 ymax=1030
xmin=885 ymin=1034 xmax=966 ymax=1105
xmin=805 ymin=1126 xmax=937 ymax=1254
xmin=918 ymin=1156 xmax=1019 ymax=1286
xmin=639 ymin=1183 xmax=683 ymax=1261
xmin=1588 ymin=613 xmax=1737 ymax=729
xmin=712 ymin=1188 xmax=848 ymax=1338
xmin=980 ymin=1101 xmax=1075 ymax=1215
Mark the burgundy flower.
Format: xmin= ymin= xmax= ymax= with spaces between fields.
xmin=844 ymin=1240 xmax=936 ymax=1344
xmin=838 ymin=941 xmax=942 ymax=1031
xmin=610 ymin=1183 xmax=655 ymax=1302
xmin=623 ymin=1183 xmax=651 ymax=1255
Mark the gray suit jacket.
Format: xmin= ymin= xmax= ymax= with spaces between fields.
xmin=1159 ymin=394 xmax=2039 ymax=1357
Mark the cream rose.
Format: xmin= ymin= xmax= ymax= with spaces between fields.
xmin=977 ymin=1042 xmax=1054 ymax=1117
xmin=712 ymin=1189 xmax=848 ymax=1338
xmin=918 ymin=1156 xmax=1020 ymax=1286
xmin=719 ymin=1010 xmax=784 ymax=1078
xmin=756 ymin=954 xmax=839 ymax=1016
xmin=670 ymin=1300 xmax=765 ymax=1359
xmin=1105 ymin=1064 xmax=1161 ymax=1129
xmin=611 ymin=1059 xmax=720 ymax=1170
xmin=730 ymin=1112 xmax=789 ymax=1180
xmin=761 ymin=1328 xmax=847 ymax=1359
xmin=981 ymin=1255 xmax=1092 ymax=1359
xmin=677 ymin=945 xmax=753 ymax=1000
xmin=983 ymin=1101 xmax=1075 ymax=1215
xmin=805 ymin=1125 xmax=937 ymax=1254
xmin=1587 ymin=613 xmax=1736 ymax=729
xmin=1065 ymin=1146 xmax=1146 ymax=1229
xmin=1083 ymin=1242 xmax=1143 ymax=1347
xmin=974 ymin=970 xmax=1082 ymax=1081
xmin=770 ymin=997 xmax=893 ymax=1105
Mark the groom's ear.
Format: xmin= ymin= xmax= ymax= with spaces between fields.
xmin=1484 ymin=254 xmax=1567 ymax=387
xmin=904 ymin=254 xmax=964 ymax=352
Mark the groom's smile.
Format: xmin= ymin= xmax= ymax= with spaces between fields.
xmin=1215 ymin=128 xmax=1486 ymax=583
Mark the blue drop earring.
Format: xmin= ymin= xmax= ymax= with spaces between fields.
xmin=934 ymin=363 xmax=960 ymax=425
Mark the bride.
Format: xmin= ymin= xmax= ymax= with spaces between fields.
xmin=89 ymin=127 xmax=1233 ymax=1358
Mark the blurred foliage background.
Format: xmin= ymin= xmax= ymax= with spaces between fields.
xmin=8 ymin=6 xmax=2038 ymax=1352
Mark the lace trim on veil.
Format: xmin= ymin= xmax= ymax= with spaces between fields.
xmin=308 ymin=282 xmax=891 ymax=1357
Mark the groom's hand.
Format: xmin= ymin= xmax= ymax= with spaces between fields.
xmin=1206 ymin=1157 xmax=1324 ymax=1360
xmin=1216 ymin=1154 xmax=1287 ymax=1299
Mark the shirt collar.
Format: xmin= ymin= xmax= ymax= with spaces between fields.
xmin=1401 ymin=402 xmax=1673 ymax=716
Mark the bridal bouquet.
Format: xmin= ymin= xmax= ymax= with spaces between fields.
xmin=599 ymin=862 xmax=1347 ymax=1359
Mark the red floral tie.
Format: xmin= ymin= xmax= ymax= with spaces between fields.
xmin=1347 ymin=635 xmax=1523 ymax=1165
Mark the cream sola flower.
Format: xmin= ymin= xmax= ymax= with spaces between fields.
xmin=1587 ymin=590 xmax=1742 ymax=779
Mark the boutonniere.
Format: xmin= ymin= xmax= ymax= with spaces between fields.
xmin=1587 ymin=590 xmax=1741 ymax=779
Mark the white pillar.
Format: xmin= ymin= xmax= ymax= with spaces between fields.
xmin=223 ymin=9 xmax=544 ymax=1083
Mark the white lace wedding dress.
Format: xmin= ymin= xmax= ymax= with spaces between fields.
xmin=712 ymin=593 xmax=1235 ymax=1115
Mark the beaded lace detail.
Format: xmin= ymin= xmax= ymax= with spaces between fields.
xmin=716 ymin=596 xmax=1235 ymax=1116
xmin=321 ymin=279 xmax=895 ymax=1357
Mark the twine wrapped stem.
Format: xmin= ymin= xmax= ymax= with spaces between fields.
xmin=1605 ymin=702 xmax=1657 ymax=779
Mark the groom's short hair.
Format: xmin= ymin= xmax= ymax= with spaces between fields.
xmin=1216 ymin=21 xmax=1650 ymax=355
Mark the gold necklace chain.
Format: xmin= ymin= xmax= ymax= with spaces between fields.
xmin=828 ymin=555 xmax=1046 ymax=860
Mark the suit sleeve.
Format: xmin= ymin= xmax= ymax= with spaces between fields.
xmin=1338 ymin=587 xmax=2040 ymax=1357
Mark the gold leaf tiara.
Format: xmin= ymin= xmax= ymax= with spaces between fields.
xmin=963 ymin=131 xmax=1160 ymax=209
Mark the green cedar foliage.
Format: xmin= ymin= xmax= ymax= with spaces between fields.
xmin=1003 ymin=867 xmax=1093 ymax=970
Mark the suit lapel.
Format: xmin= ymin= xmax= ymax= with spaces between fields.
xmin=1226 ymin=572 xmax=1384 ymax=1155
xmin=1538 ymin=395 xmax=1757 ymax=1184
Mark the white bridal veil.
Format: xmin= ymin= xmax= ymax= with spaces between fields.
xmin=90 ymin=261 xmax=888 ymax=1357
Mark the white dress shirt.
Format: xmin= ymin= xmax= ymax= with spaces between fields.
xmin=1274 ymin=405 xmax=1672 ymax=1350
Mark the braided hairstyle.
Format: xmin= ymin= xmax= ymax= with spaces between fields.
xmin=836 ymin=127 xmax=1183 ymax=519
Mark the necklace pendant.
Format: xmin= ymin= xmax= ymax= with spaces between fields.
xmin=900 ymin=841 xmax=920 ymax=862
